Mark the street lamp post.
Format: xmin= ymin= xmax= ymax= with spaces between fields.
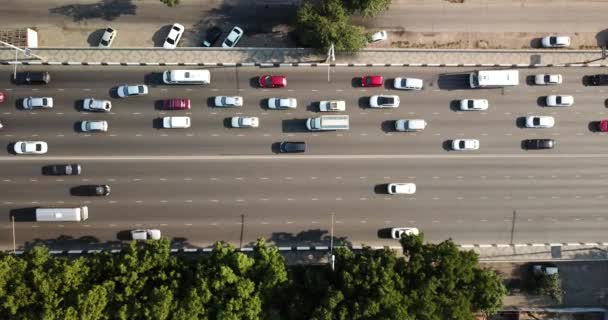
xmin=326 ymin=43 xmax=335 ymax=82
xmin=330 ymin=212 xmax=335 ymax=271
xmin=0 ymin=40 xmax=46 ymax=80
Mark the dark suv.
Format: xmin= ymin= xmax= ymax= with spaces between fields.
xmin=589 ymin=74 xmax=608 ymax=86
xmin=43 ymin=164 xmax=82 ymax=175
xmin=23 ymin=71 xmax=50 ymax=84
xmin=523 ymin=139 xmax=555 ymax=150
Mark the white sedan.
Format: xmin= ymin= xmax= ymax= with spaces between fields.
xmin=231 ymin=116 xmax=259 ymax=128
xmin=534 ymin=74 xmax=562 ymax=85
xmin=22 ymin=97 xmax=53 ymax=109
xmin=525 ymin=116 xmax=555 ymax=128
xmin=369 ymin=30 xmax=387 ymax=43
xmin=369 ymin=95 xmax=400 ymax=108
xmin=98 ymin=27 xmax=117 ymax=48
xmin=163 ymin=23 xmax=184 ymax=49
xmin=390 ymin=227 xmax=419 ymax=239
xmin=82 ymin=98 xmax=112 ymax=112
xmin=542 ymin=35 xmax=570 ymax=48
xmin=214 ymin=96 xmax=243 ymax=107
xmin=117 ymin=84 xmax=148 ymax=98
xmin=546 ymin=95 xmax=573 ymax=107
xmin=14 ymin=141 xmax=47 ymax=155
xmin=222 ymin=26 xmax=244 ymax=48
xmin=451 ymin=139 xmax=479 ymax=151
xmin=131 ymin=229 xmax=161 ymax=240
xmin=393 ymin=77 xmax=423 ymax=90
xmin=80 ymin=120 xmax=108 ymax=132
xmin=459 ymin=99 xmax=488 ymax=111
xmin=387 ymin=183 xmax=416 ymax=195
xmin=268 ymin=98 xmax=297 ymax=110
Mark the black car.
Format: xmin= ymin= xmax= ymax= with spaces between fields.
xmin=523 ymin=139 xmax=555 ymax=150
xmin=202 ymin=27 xmax=222 ymax=47
xmin=23 ymin=71 xmax=50 ymax=84
xmin=589 ymin=74 xmax=608 ymax=86
xmin=43 ymin=164 xmax=82 ymax=175
xmin=279 ymin=141 xmax=306 ymax=153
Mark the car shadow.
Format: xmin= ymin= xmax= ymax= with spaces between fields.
xmin=525 ymin=75 xmax=536 ymax=86
xmin=206 ymin=97 xmax=216 ymax=108
xmin=357 ymin=96 xmax=368 ymax=109
xmin=589 ymin=121 xmax=600 ymax=132
xmin=116 ymin=230 xmax=133 ymax=241
xmin=270 ymin=142 xmax=281 ymax=154
xmin=537 ymin=96 xmax=547 ymax=107
xmin=281 ymin=119 xmax=308 ymax=133
xmin=73 ymin=100 xmax=82 ymax=112
xmin=260 ymin=98 xmax=268 ymax=110
xmin=530 ymin=37 xmax=544 ymax=48
xmin=582 ymin=75 xmax=593 ymax=86
xmin=374 ymin=184 xmax=388 ymax=194
xmin=223 ymin=117 xmax=233 ymax=128
xmin=306 ymin=101 xmax=318 ymax=112
xmin=604 ymin=99 xmax=608 ymax=108
xmin=351 ymin=77 xmax=361 ymax=88
xmin=442 ymin=140 xmax=452 ymax=151
xmin=152 ymin=25 xmax=172 ymax=47
xmin=73 ymin=122 xmax=83 ymax=133
xmin=144 ymin=72 xmax=164 ymax=86
xmin=384 ymin=79 xmax=394 ymax=90
xmin=109 ymin=87 xmax=121 ymax=99
xmin=6 ymin=143 xmax=16 ymax=155
xmin=377 ymin=228 xmax=393 ymax=239
xmin=381 ymin=120 xmax=394 ymax=133
xmin=153 ymin=117 xmax=165 ymax=129
xmin=521 ymin=140 xmax=529 ymax=150
xmin=250 ymin=77 xmax=260 ymax=88
xmin=10 ymin=207 xmax=37 ymax=222
xmin=16 ymin=98 xmax=24 ymax=110
xmin=87 ymin=28 xmax=107 ymax=47
xmin=449 ymin=100 xmax=461 ymax=112
xmin=437 ymin=73 xmax=470 ymax=90
xmin=515 ymin=117 xmax=526 ymax=128
xmin=153 ymin=100 xmax=165 ymax=110
xmin=70 ymin=186 xmax=92 ymax=196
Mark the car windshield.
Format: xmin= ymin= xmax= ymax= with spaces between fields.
xmin=533 ymin=118 xmax=540 ymax=125
xmin=101 ymin=39 xmax=109 ymax=46
xmin=390 ymin=186 xmax=396 ymax=193
xmin=35 ymin=144 xmax=42 ymax=151
xmin=556 ymin=97 xmax=562 ymax=103
xmin=225 ymin=38 xmax=234 ymax=46
xmin=379 ymin=97 xmax=392 ymax=105
xmin=468 ymin=100 xmax=474 ymax=107
xmin=459 ymin=141 xmax=465 ymax=148
xmin=167 ymin=38 xmax=175 ymax=44
xmin=544 ymin=75 xmax=550 ymax=82
xmin=221 ymin=97 xmax=227 ymax=104
xmin=550 ymin=37 xmax=557 ymax=44
xmin=137 ymin=86 xmax=143 ymax=93
xmin=42 ymin=98 xmax=47 ymax=105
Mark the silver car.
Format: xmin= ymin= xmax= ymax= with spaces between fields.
xmin=268 ymin=98 xmax=297 ymax=110
xmin=81 ymin=120 xmax=108 ymax=132
xmin=117 ymin=84 xmax=148 ymax=98
xmin=23 ymin=97 xmax=53 ymax=109
xmin=131 ymin=229 xmax=161 ymax=240
xmin=82 ymin=98 xmax=112 ymax=112
xmin=214 ymin=96 xmax=243 ymax=107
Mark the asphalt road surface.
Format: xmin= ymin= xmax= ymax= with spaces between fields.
xmin=1 ymin=65 xmax=608 ymax=250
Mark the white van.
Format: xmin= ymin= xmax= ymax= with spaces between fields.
xmin=162 ymin=116 xmax=191 ymax=129
xmin=306 ymin=115 xmax=349 ymax=131
xmin=35 ymin=206 xmax=88 ymax=222
xmin=163 ymin=70 xmax=210 ymax=84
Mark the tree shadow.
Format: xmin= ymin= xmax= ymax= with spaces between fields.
xmin=49 ymin=0 xmax=136 ymax=22
xmin=266 ymin=228 xmax=351 ymax=248
xmin=595 ymin=29 xmax=608 ymax=48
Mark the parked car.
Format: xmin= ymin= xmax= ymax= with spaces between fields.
xmin=259 ymin=75 xmax=286 ymax=88
xmin=390 ymin=227 xmax=419 ymax=239
xmin=131 ymin=229 xmax=161 ymax=240
xmin=117 ymin=84 xmax=148 ymax=98
xmin=523 ymin=139 xmax=555 ymax=150
xmin=268 ymin=98 xmax=297 ymax=109
xmin=368 ymin=30 xmax=387 ymax=43
xmin=163 ymin=23 xmax=184 ymax=49
xmin=82 ymin=98 xmax=112 ymax=112
xmin=387 ymin=183 xmax=416 ymax=195
xmin=589 ymin=74 xmax=608 ymax=86
xmin=163 ymin=98 xmax=191 ymax=110
xmin=459 ymin=99 xmax=488 ymax=111
xmin=599 ymin=120 xmax=608 ymax=132
xmin=14 ymin=141 xmax=47 ymax=155
xmin=43 ymin=164 xmax=82 ymax=175
xmin=82 ymin=185 xmax=111 ymax=196
xmin=534 ymin=74 xmax=562 ymax=85
xmin=222 ymin=26 xmax=243 ymax=48
xmin=370 ymin=95 xmax=399 ymax=108
xmin=361 ymin=75 xmax=383 ymax=87
xmin=451 ymin=139 xmax=479 ymax=151
xmin=279 ymin=141 xmax=306 ymax=153
xmin=81 ymin=120 xmax=108 ymax=132
xmin=546 ymin=95 xmax=573 ymax=107
xmin=202 ymin=26 xmax=222 ymax=47
xmin=541 ymin=35 xmax=570 ymax=48
xmin=23 ymin=97 xmax=53 ymax=110
xmin=98 ymin=27 xmax=117 ymax=48
xmin=214 ymin=96 xmax=243 ymax=107
xmin=231 ymin=116 xmax=259 ymax=128
xmin=525 ymin=116 xmax=555 ymax=128
xmin=319 ymin=100 xmax=346 ymax=112
xmin=22 ymin=71 xmax=50 ymax=84
xmin=393 ymin=77 xmax=423 ymax=90
xmin=395 ymin=119 xmax=426 ymax=132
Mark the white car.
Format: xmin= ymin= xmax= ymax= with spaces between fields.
xmin=98 ymin=27 xmax=117 ymax=48
xmin=231 ymin=116 xmax=259 ymax=128
xmin=542 ymin=35 xmax=570 ymax=48
xmin=390 ymin=227 xmax=419 ymax=239
xmin=14 ymin=141 xmax=47 ymax=155
xmin=268 ymin=98 xmax=297 ymax=110
xmin=117 ymin=84 xmax=148 ymax=98
xmin=214 ymin=96 xmax=243 ymax=107
xmin=369 ymin=30 xmax=387 ymax=43
xmin=131 ymin=229 xmax=161 ymax=240
xmin=81 ymin=120 xmax=108 ymax=132
xmin=163 ymin=23 xmax=184 ymax=49
xmin=22 ymin=97 xmax=53 ymax=109
xmin=319 ymin=100 xmax=346 ymax=112
xmin=546 ymin=95 xmax=573 ymax=107
xmin=387 ymin=183 xmax=416 ymax=195
xmin=162 ymin=116 xmax=190 ymax=129
xmin=222 ymin=26 xmax=243 ymax=48
xmin=525 ymin=116 xmax=555 ymax=128
xmin=82 ymin=98 xmax=112 ymax=112
xmin=452 ymin=139 xmax=479 ymax=151
xmin=459 ymin=99 xmax=488 ymax=111
xmin=395 ymin=119 xmax=426 ymax=132
xmin=393 ymin=77 xmax=423 ymax=90
xmin=534 ymin=74 xmax=562 ymax=85
xmin=370 ymin=95 xmax=399 ymax=108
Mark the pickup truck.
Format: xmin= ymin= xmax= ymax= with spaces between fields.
xmin=319 ymin=100 xmax=346 ymax=112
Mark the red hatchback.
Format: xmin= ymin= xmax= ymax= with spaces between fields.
xmin=0 ymin=92 xmax=4 ymax=103
xmin=599 ymin=120 xmax=608 ymax=132
xmin=259 ymin=75 xmax=287 ymax=88
xmin=163 ymin=98 xmax=191 ymax=110
xmin=361 ymin=75 xmax=383 ymax=87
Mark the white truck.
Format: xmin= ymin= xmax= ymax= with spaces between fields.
xmin=162 ymin=116 xmax=191 ymax=129
xmin=319 ymin=100 xmax=346 ymax=112
xmin=306 ymin=115 xmax=349 ymax=131
xmin=35 ymin=206 xmax=89 ymax=222
xmin=469 ymin=69 xmax=519 ymax=88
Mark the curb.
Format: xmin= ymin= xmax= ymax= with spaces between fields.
xmin=1 ymin=61 xmax=608 ymax=68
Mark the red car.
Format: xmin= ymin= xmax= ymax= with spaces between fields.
xmin=0 ymin=92 xmax=4 ymax=103
xmin=259 ymin=75 xmax=287 ymax=88
xmin=361 ymin=75 xmax=383 ymax=87
xmin=599 ymin=120 xmax=608 ymax=132
xmin=163 ymin=98 xmax=191 ymax=110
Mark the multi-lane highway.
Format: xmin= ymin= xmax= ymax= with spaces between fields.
xmin=1 ymin=65 xmax=608 ymax=250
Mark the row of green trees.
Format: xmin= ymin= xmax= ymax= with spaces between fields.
xmin=0 ymin=234 xmax=505 ymax=320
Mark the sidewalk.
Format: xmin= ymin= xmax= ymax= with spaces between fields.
xmin=0 ymin=48 xmax=607 ymax=67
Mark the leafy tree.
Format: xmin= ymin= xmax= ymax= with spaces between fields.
xmin=342 ymin=0 xmax=392 ymax=17
xmin=159 ymin=0 xmax=180 ymax=7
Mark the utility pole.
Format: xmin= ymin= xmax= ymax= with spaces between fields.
xmin=11 ymin=215 xmax=16 ymax=254
xmin=326 ymin=43 xmax=335 ymax=82
xmin=330 ymin=212 xmax=335 ymax=271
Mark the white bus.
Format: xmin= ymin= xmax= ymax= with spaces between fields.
xmin=35 ymin=206 xmax=88 ymax=222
